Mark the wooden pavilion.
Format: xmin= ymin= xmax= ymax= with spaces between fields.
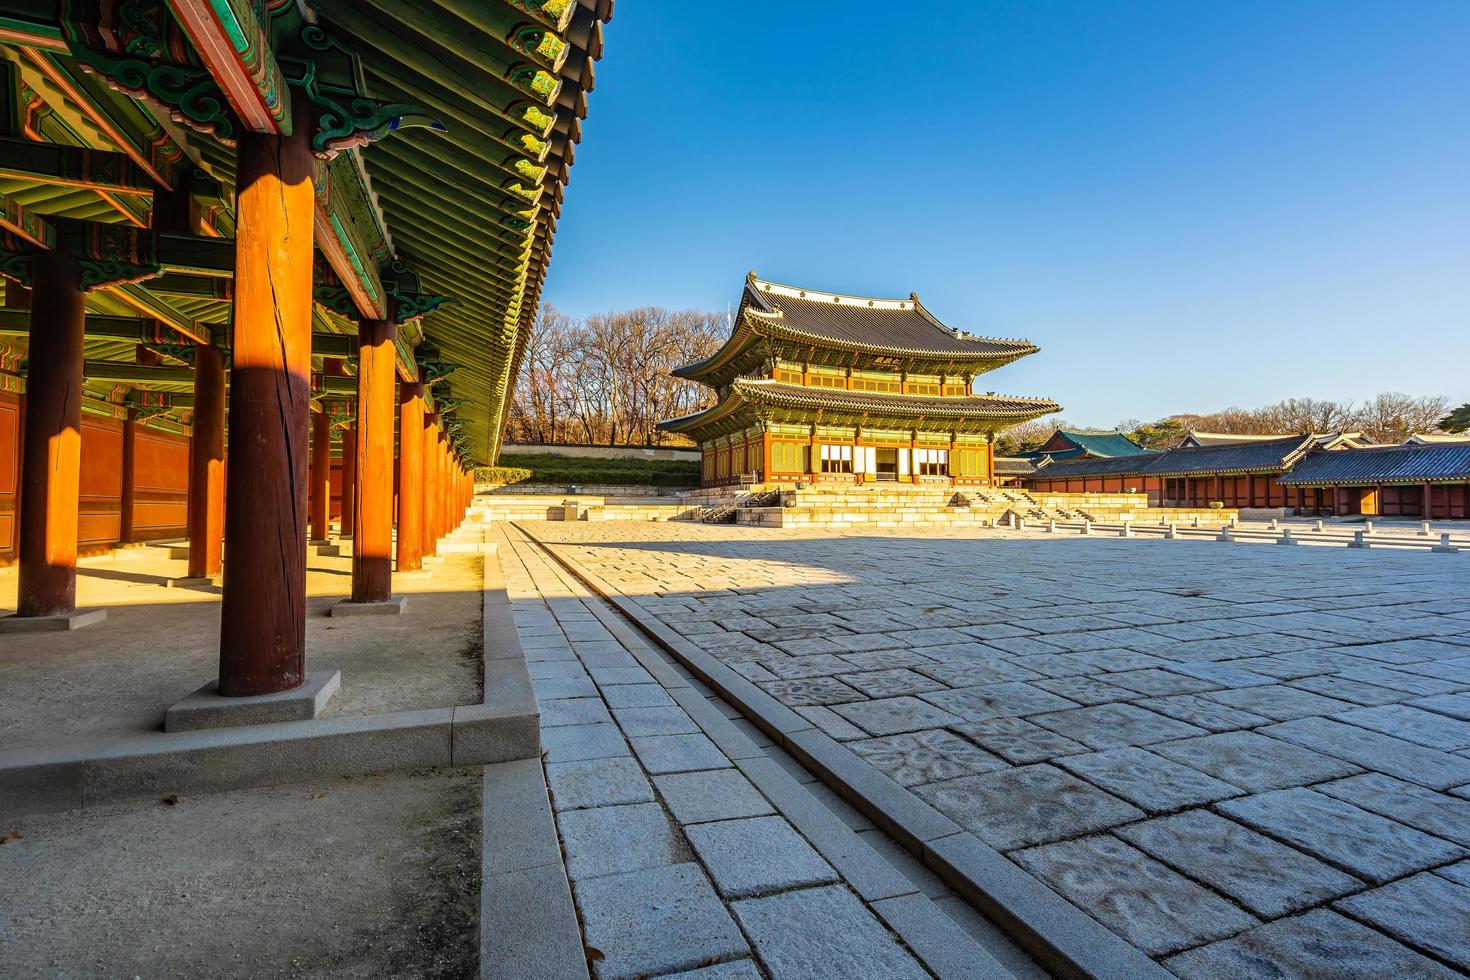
xmin=661 ymin=273 xmax=1060 ymax=488
xmin=0 ymin=1 xmax=611 ymax=699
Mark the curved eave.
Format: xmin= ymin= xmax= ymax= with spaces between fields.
xmin=672 ymin=310 xmax=1039 ymax=388
xmin=660 ymin=381 xmax=1061 ymax=437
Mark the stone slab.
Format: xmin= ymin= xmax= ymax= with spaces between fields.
xmin=574 ymin=864 xmax=748 ymax=980
xmin=541 ymin=723 xmax=629 ymax=764
xmin=1013 ymin=834 xmax=1257 ymax=957
xmin=546 ymin=757 xmax=653 ymax=811
xmin=685 ymin=815 xmax=837 ymax=898
xmin=557 ymin=802 xmax=685 ymax=881
xmin=1261 ymin=716 xmax=1470 ymax=790
xmin=923 ymin=831 xmax=1174 ymax=980
xmin=1217 ymin=787 xmax=1466 ymax=883
xmin=481 ymin=862 xmax=589 ymax=980
xmin=915 ymin=765 xmax=1142 ymax=851
xmin=849 ymin=730 xmax=1008 ymax=787
xmin=1148 ymin=730 xmax=1361 ymax=792
xmin=731 ymin=884 xmax=930 ymax=980
xmin=1335 ymin=872 xmax=1470 ymax=971
xmin=0 ymin=608 xmax=107 ymax=632
xmin=870 ymin=892 xmax=1015 ymax=980
xmin=1056 ymin=747 xmax=1242 ymax=813
xmin=164 ymin=671 xmax=341 ymax=733
xmin=1028 ymin=703 xmax=1205 ymax=751
xmin=1164 ymin=909 xmax=1459 ymax=980
xmin=329 ymin=595 xmax=407 ymax=617
xmin=1117 ymin=809 xmax=1360 ymax=917
xmin=652 ymin=768 xmax=774 ymax=825
xmin=1315 ymin=771 xmax=1470 ymax=840
xmin=482 ymin=759 xmax=563 ymax=876
xmin=628 ymin=733 xmax=730 ymax=774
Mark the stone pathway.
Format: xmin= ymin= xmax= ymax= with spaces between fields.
xmin=493 ymin=523 xmax=1049 ymax=980
xmin=521 ymin=520 xmax=1470 ymax=978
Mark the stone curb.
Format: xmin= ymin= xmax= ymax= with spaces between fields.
xmin=524 ymin=527 xmax=1172 ymax=980
xmin=480 ymin=759 xmax=588 ymax=980
xmin=1 ymin=545 xmax=541 ymax=820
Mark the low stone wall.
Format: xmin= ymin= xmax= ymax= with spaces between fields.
xmin=478 ymin=483 xmax=679 ymax=497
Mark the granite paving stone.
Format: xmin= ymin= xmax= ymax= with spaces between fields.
xmin=1204 ymin=685 xmax=1357 ymax=721
xmin=1130 ymin=694 xmax=1270 ymax=732
xmin=1289 ymin=674 xmax=1415 ymax=705
xmin=830 ymin=695 xmax=963 ymax=736
xmin=1334 ymin=704 xmax=1470 ymax=752
xmin=685 ymin=815 xmax=838 ymax=898
xmin=1439 ymin=860 xmax=1470 ymax=887
xmin=919 ymin=681 xmax=1079 ymax=721
xmin=731 ymin=884 xmax=930 ymax=980
xmin=1412 ymin=692 xmax=1470 ymax=721
xmin=1164 ymin=909 xmax=1460 ymax=980
xmin=1149 ymin=730 xmax=1361 ymax=792
xmin=1103 ymin=668 xmax=1221 ymax=697
xmin=1117 ymin=809 xmax=1361 ymax=917
xmin=1261 ymin=716 xmax=1470 ymax=789
xmin=952 ymin=716 xmax=1089 ymax=763
xmin=611 ymin=705 xmax=702 ymax=737
xmin=1335 ymin=872 xmax=1470 ymax=971
xmin=848 ymin=729 xmax=1008 ymax=787
xmin=541 ymin=697 xmax=615 ymax=728
xmin=840 ymin=668 xmax=947 ymax=698
xmin=1012 ymin=834 xmax=1257 ymax=956
xmin=574 ymin=864 xmax=749 ymax=980
xmin=557 ymin=802 xmax=687 ymax=880
xmin=1315 ymin=772 xmax=1470 ymax=840
xmin=1217 ymin=788 xmax=1466 ymax=883
xmin=602 ymin=684 xmax=677 ymax=709
xmin=1029 ymin=702 xmax=1206 ymax=750
xmin=541 ymin=722 xmax=630 ymax=764
xmin=915 ymin=764 xmax=1143 ymax=851
xmin=1031 ymin=675 xmax=1141 ymax=706
xmin=629 ymin=733 xmax=732 ymax=774
xmin=1057 ymin=747 xmax=1243 ymax=813
xmin=653 ymin=769 xmax=776 ymax=826
xmin=546 ymin=757 xmax=654 ymax=811
xmin=757 ymin=677 xmax=865 ymax=706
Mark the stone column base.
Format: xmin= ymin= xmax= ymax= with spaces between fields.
xmin=330 ymin=595 xmax=408 ymax=617
xmin=0 ymin=608 xmax=108 ymax=633
xmin=165 ymin=669 xmax=341 ymax=732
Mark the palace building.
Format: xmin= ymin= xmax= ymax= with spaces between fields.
xmin=661 ymin=274 xmax=1060 ymax=488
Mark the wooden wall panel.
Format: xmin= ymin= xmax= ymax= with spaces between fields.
xmin=129 ymin=425 xmax=190 ymax=540
xmin=79 ymin=415 xmax=124 ymax=550
xmin=0 ymin=390 xmax=18 ymax=562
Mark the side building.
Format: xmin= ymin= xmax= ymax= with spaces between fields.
xmin=660 ymin=274 xmax=1060 ymax=488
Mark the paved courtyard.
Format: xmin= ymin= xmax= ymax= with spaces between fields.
xmin=523 ymin=520 xmax=1470 ymax=977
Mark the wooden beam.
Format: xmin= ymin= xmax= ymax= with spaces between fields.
xmin=165 ymin=0 xmax=291 ymax=136
xmin=0 ymin=136 xmax=156 ymax=195
xmin=84 ymin=360 xmax=196 ymax=385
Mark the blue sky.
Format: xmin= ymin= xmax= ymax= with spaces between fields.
xmin=542 ymin=2 xmax=1470 ymax=427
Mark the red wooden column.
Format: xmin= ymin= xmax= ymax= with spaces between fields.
xmin=187 ymin=343 xmax=226 ymax=579
xmin=422 ymin=412 xmax=439 ymax=557
xmin=13 ymin=251 xmax=87 ymax=620
xmin=349 ymin=317 xmax=397 ymax=604
xmin=119 ymin=409 xmax=138 ymax=544
xmin=339 ymin=425 xmax=357 ymax=540
xmin=309 ymin=409 xmax=331 ymax=543
xmin=218 ymin=101 xmax=315 ymax=697
xmin=1423 ymin=481 xmax=1433 ymax=520
xmin=396 ymin=382 xmax=424 ymax=571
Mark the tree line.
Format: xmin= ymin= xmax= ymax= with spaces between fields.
xmin=999 ymin=392 xmax=1459 ymax=455
xmin=507 ymin=304 xmax=728 ymax=446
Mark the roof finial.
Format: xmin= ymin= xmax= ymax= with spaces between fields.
xmin=746 ymin=269 xmax=758 ymax=281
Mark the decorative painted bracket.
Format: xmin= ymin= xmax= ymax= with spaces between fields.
xmin=0 ymin=216 xmax=160 ymax=291
xmin=381 ymin=260 xmax=451 ymax=325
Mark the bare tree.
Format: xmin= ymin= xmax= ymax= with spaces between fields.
xmin=508 ymin=305 xmax=728 ymax=446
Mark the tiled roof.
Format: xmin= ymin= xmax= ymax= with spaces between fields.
xmin=1030 ymin=455 xmax=1158 ymax=479
xmin=994 ymin=456 xmax=1038 ymax=475
xmin=1278 ymin=444 xmax=1470 ymax=486
xmin=745 ymin=278 xmax=1034 ymax=358
xmin=1145 ymin=436 xmax=1315 ymax=477
xmin=1055 ymin=430 xmax=1156 ymax=458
